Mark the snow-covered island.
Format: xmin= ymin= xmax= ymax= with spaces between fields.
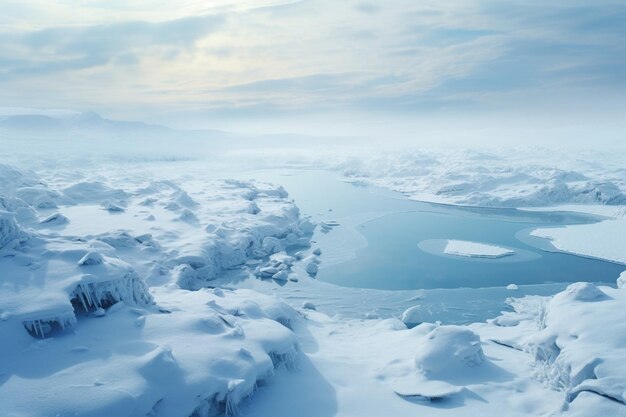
xmin=443 ymin=239 xmax=515 ymax=259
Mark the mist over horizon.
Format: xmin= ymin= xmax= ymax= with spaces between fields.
xmin=1 ymin=105 xmax=624 ymax=153
xmin=1 ymin=0 xmax=625 ymax=149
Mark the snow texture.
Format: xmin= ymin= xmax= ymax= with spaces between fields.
xmin=335 ymin=148 xmax=626 ymax=208
xmin=476 ymin=282 xmax=626 ymax=413
xmin=0 ymin=163 xmax=310 ymax=416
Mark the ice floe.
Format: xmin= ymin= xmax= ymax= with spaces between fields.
xmin=443 ymin=239 xmax=515 ymax=259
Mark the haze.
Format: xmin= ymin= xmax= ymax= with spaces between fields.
xmin=1 ymin=0 xmax=625 ymax=145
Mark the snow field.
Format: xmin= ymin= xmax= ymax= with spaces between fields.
xmin=0 ymin=163 xmax=313 ymax=416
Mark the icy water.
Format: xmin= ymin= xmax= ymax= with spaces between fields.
xmin=252 ymin=169 xmax=624 ymax=291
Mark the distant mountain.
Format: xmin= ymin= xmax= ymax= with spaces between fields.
xmin=0 ymin=110 xmax=178 ymax=138
xmin=0 ymin=114 xmax=65 ymax=132
xmin=0 ymin=108 xmax=350 ymax=151
xmin=68 ymin=111 xmax=177 ymax=134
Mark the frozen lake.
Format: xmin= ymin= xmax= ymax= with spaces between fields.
xmin=251 ymin=169 xmax=623 ymax=291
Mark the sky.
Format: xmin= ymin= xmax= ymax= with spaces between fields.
xmin=0 ymin=0 xmax=625 ymax=139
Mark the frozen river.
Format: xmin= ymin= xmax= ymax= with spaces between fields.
xmin=252 ymin=169 xmax=623 ymax=290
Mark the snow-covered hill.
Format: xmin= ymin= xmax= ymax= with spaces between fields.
xmin=334 ymin=148 xmax=626 ymax=208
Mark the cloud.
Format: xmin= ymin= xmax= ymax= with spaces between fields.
xmin=354 ymin=2 xmax=381 ymax=15
xmin=0 ymin=0 xmax=625 ymax=125
xmin=222 ymin=73 xmax=355 ymax=93
xmin=0 ymin=14 xmax=224 ymax=80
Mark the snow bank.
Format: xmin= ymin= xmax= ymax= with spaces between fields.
xmin=257 ymin=280 xmax=626 ymax=416
xmin=414 ymin=325 xmax=485 ymax=377
xmin=1 ymin=246 xmax=154 ymax=338
xmin=400 ymin=305 xmax=422 ymax=327
xmin=279 ymin=310 xmax=563 ymax=416
xmin=477 ymin=282 xmax=626 ymax=413
xmin=0 ymin=287 xmax=300 ymax=417
xmin=40 ymin=212 xmax=69 ymax=225
xmin=62 ymin=181 xmax=129 ymax=204
xmin=0 ymin=210 xmax=30 ymax=252
xmin=443 ymin=239 xmax=514 ymax=259
xmin=0 ymin=163 xmax=40 ymax=196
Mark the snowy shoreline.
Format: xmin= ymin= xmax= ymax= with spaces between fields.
xmin=334 ymin=149 xmax=626 ymax=208
xmin=523 ymin=205 xmax=626 ymax=265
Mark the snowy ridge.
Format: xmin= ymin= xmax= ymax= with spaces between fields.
xmin=334 ymin=149 xmax=626 ymax=208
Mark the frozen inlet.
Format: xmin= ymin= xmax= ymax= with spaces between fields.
xmin=71 ymin=271 xmax=154 ymax=312
xmin=23 ymin=312 xmax=77 ymax=338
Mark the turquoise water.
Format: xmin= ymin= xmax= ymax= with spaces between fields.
xmin=322 ymin=210 xmax=622 ymax=290
xmin=252 ymin=170 xmax=624 ymax=291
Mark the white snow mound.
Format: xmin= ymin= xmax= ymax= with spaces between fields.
xmin=414 ymin=325 xmax=486 ymax=377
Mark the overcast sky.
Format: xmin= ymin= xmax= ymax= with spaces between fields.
xmin=1 ymin=0 xmax=624 ymax=138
